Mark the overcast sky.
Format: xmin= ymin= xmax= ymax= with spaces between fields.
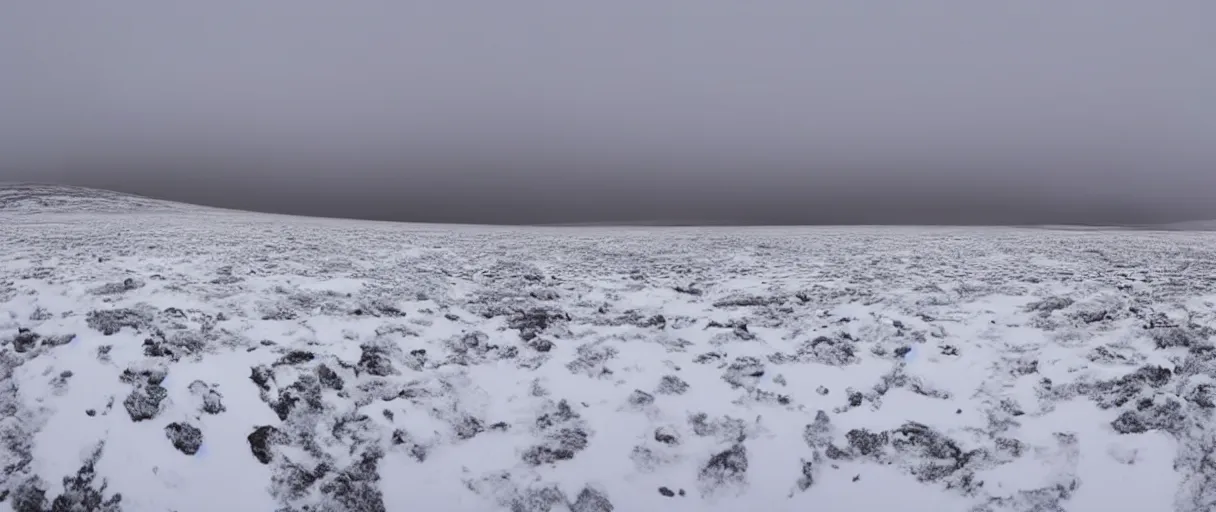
xmin=2 ymin=1 xmax=1214 ymax=225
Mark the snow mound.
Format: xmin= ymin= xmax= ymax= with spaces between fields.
xmin=2 ymin=206 xmax=1216 ymax=512
xmin=0 ymin=183 xmax=207 ymax=215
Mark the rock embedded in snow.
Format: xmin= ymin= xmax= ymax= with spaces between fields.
xmin=698 ymin=443 xmax=749 ymax=495
xmin=123 ymin=385 xmax=167 ymax=422
xmin=164 ymin=422 xmax=204 ymax=455
xmin=6 ymin=188 xmax=1216 ymax=511
xmin=247 ymin=426 xmax=285 ymax=464
xmin=655 ymin=375 xmax=689 ymax=395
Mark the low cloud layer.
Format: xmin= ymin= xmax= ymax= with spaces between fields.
xmin=2 ymin=1 xmax=1214 ymax=225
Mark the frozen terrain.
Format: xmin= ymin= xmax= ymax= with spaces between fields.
xmin=2 ymin=185 xmax=1216 ymax=512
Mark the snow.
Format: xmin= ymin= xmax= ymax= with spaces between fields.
xmin=2 ymin=186 xmax=1216 ymax=511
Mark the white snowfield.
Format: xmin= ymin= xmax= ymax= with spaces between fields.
xmin=2 ymin=185 xmax=1215 ymax=512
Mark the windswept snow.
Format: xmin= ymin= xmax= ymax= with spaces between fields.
xmin=2 ymin=188 xmax=1216 ymax=511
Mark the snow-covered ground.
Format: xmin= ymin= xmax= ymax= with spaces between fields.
xmin=2 ymin=186 xmax=1215 ymax=512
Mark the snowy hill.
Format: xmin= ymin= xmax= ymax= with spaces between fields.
xmin=1160 ymin=220 xmax=1216 ymax=231
xmin=2 ymin=186 xmax=1216 ymax=511
xmin=0 ymin=183 xmax=211 ymax=215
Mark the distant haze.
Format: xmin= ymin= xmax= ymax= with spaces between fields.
xmin=2 ymin=1 xmax=1214 ymax=225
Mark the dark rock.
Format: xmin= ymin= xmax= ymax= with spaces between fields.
xmin=357 ymin=345 xmax=397 ymax=376
xmin=698 ymin=443 xmax=748 ymax=490
xmin=1077 ymin=310 xmax=1109 ymax=323
xmin=372 ymin=305 xmax=405 ymax=317
xmin=642 ymin=315 xmax=667 ymax=328
xmin=846 ymin=429 xmax=890 ymax=456
xmin=894 ymin=346 xmax=912 ymax=358
xmin=824 ymin=444 xmax=850 ymax=460
xmin=273 ymin=461 xmax=323 ymax=501
xmin=454 ymin=416 xmax=485 ymax=440
xmin=1185 ymin=384 xmax=1214 ymax=409
xmin=248 ymin=426 xmax=285 ymax=464
xmin=654 ymin=426 xmax=680 ymax=445
xmin=816 ymin=386 xmax=830 ymax=395
xmin=713 ymin=296 xmax=779 ymax=308
xmin=994 ymin=437 xmax=1025 ymax=457
xmin=274 ymin=350 xmax=315 ymax=366
xmin=11 ymin=330 xmax=40 ymax=353
xmin=142 ymin=338 xmax=175 ymax=359
xmin=1111 ymin=411 xmax=1147 ymax=434
xmin=522 ymin=428 xmax=589 ymax=466
xmin=940 ymin=345 xmax=960 ymax=356
xmin=658 ymin=487 xmax=675 ymax=497
xmin=123 ymin=385 xmax=167 ymax=422
xmin=189 ymin=380 xmax=226 ymax=414
xmin=1012 ymin=360 xmax=1039 ymax=376
xmin=507 ymin=486 xmax=565 ymax=512
xmin=164 ymin=422 xmax=203 ymax=455
xmin=1111 ymin=398 xmax=1186 ymax=434
xmin=269 ymin=375 xmax=324 ymax=421
xmin=891 ymin=422 xmax=962 ymax=460
xmin=250 ymin=365 xmax=274 ymax=391
xmin=35 ymin=444 xmax=124 ymax=512
xmin=998 ymin=398 xmax=1025 ymax=417
xmin=86 ymin=308 xmax=151 ymax=335
xmin=689 ymin=413 xmax=748 ymax=441
xmin=628 ymin=390 xmax=655 ymax=406
xmin=316 ymin=364 xmax=345 ymax=390
xmin=91 ymin=278 xmax=144 ymax=295
xmin=796 ymin=460 xmax=815 ymax=491
xmin=848 ymin=391 xmax=864 ymax=407
xmin=674 ymin=285 xmax=703 ymax=296
xmin=570 ymin=487 xmax=614 ymax=512
xmin=522 ymin=445 xmax=577 ymax=466
xmin=10 ymin=478 xmax=48 ymax=512
xmin=1151 ymin=327 xmax=1200 ymax=349
xmin=201 ymin=389 xmax=225 ymax=414
xmin=1089 ymin=365 xmax=1174 ymax=409
xmin=1024 ymin=297 xmax=1073 ymax=314
xmin=530 ymin=289 xmax=560 ymax=301
xmin=508 ymin=308 xmax=570 ymax=340
xmin=318 ymin=450 xmax=387 ymax=512
xmin=886 ymin=422 xmax=978 ymax=483
xmin=528 ymin=338 xmax=554 ymax=352
xmin=1125 ymin=365 xmax=1173 ymax=387
xmin=722 ymin=356 xmax=766 ymax=389
xmin=802 ymin=410 xmax=833 ymax=448
xmin=799 ymin=335 xmax=859 ymax=366
xmin=85 ymin=409 xmax=96 ymax=417
xmin=536 ymin=400 xmax=580 ymax=429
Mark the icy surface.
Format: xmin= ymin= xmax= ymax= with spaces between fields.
xmin=2 ymin=187 xmax=1216 ymax=511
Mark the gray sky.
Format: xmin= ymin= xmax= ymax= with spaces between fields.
xmin=2 ymin=1 xmax=1214 ymax=225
